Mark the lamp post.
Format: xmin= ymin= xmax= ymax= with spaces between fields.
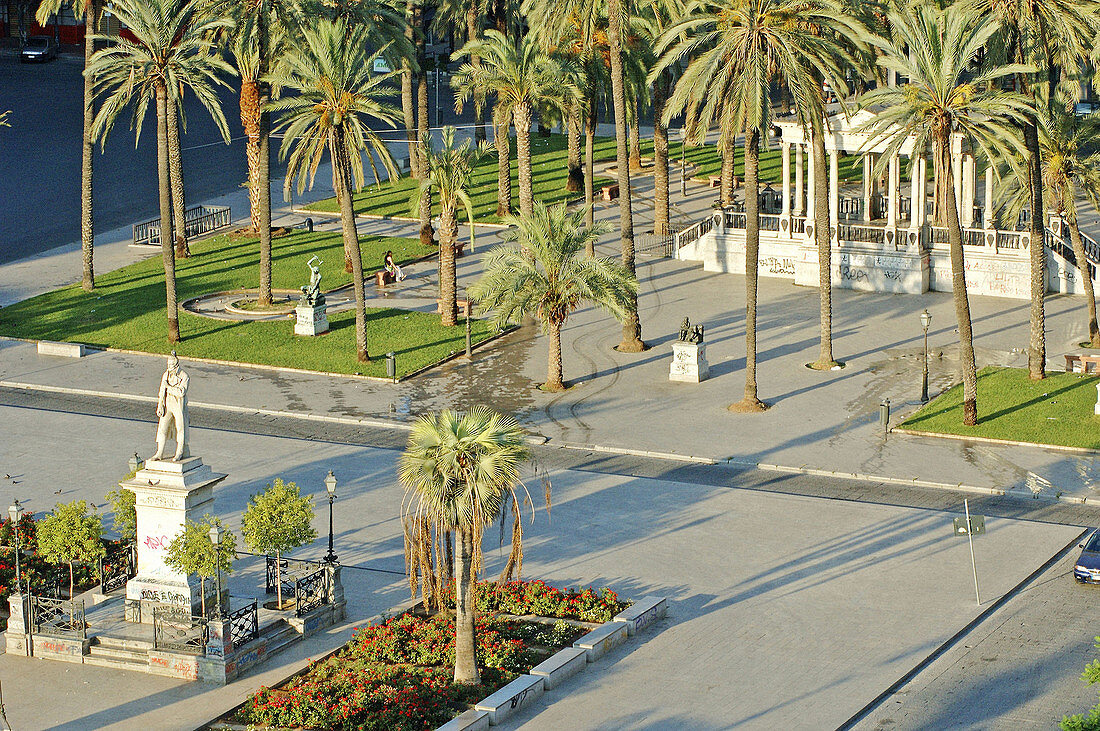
xmin=8 ymin=501 xmax=22 ymax=596
xmin=209 ymin=524 xmax=223 ymax=619
xmin=324 ymin=471 xmax=338 ymax=564
xmin=920 ymin=309 xmax=932 ymax=403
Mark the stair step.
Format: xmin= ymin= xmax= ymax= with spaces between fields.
xmin=94 ymin=636 xmax=153 ymax=652
xmin=83 ymin=654 xmax=148 ymax=672
xmin=88 ymin=645 xmax=149 ymax=662
xmin=264 ymin=633 xmax=299 ymax=660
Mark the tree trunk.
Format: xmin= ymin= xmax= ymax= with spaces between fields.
xmin=545 ymin=320 xmax=564 ymax=390
xmin=629 ymin=96 xmax=642 ymax=171
xmin=166 ymin=98 xmax=188 ymax=259
xmin=1067 ymin=208 xmax=1100 ymax=348
xmin=494 ymin=103 xmax=512 ymax=218
xmin=417 ymin=8 xmax=434 ymax=248
xmin=333 ymin=137 xmax=370 ymax=362
xmin=584 ymin=108 xmax=595 ymax=237
xmin=155 ymin=82 xmax=180 ymax=343
xmin=607 ymin=0 xmax=643 ymax=352
xmin=240 ymin=76 xmax=274 ymax=304
xmin=731 ymin=128 xmax=764 ymax=411
xmin=453 ymin=529 xmax=480 ymax=685
xmin=1025 ymin=121 xmax=1046 ymax=379
xmin=720 ymin=126 xmax=735 ymax=206
xmin=653 ymin=73 xmax=669 ymax=237
xmin=811 ymin=123 xmax=835 ymax=368
xmin=80 ymin=0 xmax=100 ymax=292
xmin=466 ymin=7 xmax=486 ymax=144
xmin=935 ymin=136 xmax=978 ymax=426
xmin=257 ymin=98 xmax=273 ymax=303
xmin=403 ymin=0 xmax=418 ymax=178
xmin=566 ymin=108 xmax=583 ymax=192
xmin=440 ymin=202 xmax=458 ymax=326
xmin=514 ymin=101 xmax=534 ymax=217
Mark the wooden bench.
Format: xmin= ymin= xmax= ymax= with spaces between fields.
xmin=708 ymin=175 xmax=722 ymax=188
xmin=600 ymin=184 xmax=619 ymax=202
xmin=375 ymin=270 xmax=395 ymax=287
xmin=1065 ymin=353 xmax=1100 ymax=374
xmin=437 ymin=298 xmax=470 ymax=317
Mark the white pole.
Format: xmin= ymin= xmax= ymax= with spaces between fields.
xmin=964 ymin=499 xmax=980 ymax=605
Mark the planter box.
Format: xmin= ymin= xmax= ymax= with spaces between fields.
xmin=573 ymin=622 xmax=628 ymax=662
xmin=437 ymin=709 xmax=490 ymax=731
xmin=613 ymin=596 xmax=668 ymax=636
xmin=37 ymin=341 xmax=86 ymax=357
xmin=529 ymin=646 xmax=587 ymax=690
xmin=474 ymin=674 xmax=544 ymax=725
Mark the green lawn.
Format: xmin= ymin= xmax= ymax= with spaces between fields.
xmin=0 ymin=230 xmax=499 ymax=379
xmin=900 ymin=367 xmax=1100 ymax=450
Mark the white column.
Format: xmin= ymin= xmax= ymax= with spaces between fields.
xmin=829 ymin=150 xmax=840 ymax=230
xmin=781 ymin=142 xmax=791 ymax=217
xmin=984 ymin=160 xmax=994 ymax=230
xmin=952 ymin=143 xmax=963 ymax=220
xmin=961 ymin=154 xmax=975 ymax=228
xmin=794 ymin=144 xmax=804 ymax=216
xmin=910 ymin=154 xmax=924 ymax=228
xmin=863 ymin=154 xmax=874 ymax=221
xmin=806 ymin=145 xmax=816 ymax=219
xmin=887 ymin=154 xmax=899 ymax=228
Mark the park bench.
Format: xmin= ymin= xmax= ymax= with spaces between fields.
xmin=437 ymin=298 xmax=470 ymax=317
xmin=708 ymin=175 xmax=722 ymax=188
xmin=1065 ymin=353 xmax=1100 ymax=374
xmin=601 ymin=184 xmax=619 ymax=202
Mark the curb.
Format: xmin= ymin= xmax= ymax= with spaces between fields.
xmin=290 ymin=207 xmax=513 ymax=230
xmin=892 ymin=426 xmax=1100 ymax=456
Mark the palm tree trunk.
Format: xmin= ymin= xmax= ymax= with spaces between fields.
xmin=607 ymin=0 xmax=643 ymax=352
xmin=257 ymin=96 xmax=273 ymax=304
xmin=240 ymin=77 xmax=272 ymax=303
xmin=453 ymin=528 xmax=480 ymax=685
xmin=546 ymin=320 xmax=564 ymax=390
xmin=653 ymin=73 xmax=669 ymax=238
xmin=566 ymin=108 xmax=583 ymax=192
xmin=935 ymin=137 xmax=978 ymax=425
xmin=417 ymin=9 xmax=434 ymax=248
xmin=80 ymin=0 xmax=100 ymax=292
xmin=584 ymin=95 xmax=596 ymax=234
xmin=1067 ymin=207 xmax=1100 ymax=348
xmin=403 ymin=0 xmax=418 ymax=178
xmin=494 ymin=103 xmax=512 ymax=218
xmin=466 ymin=7 xmax=486 ymax=144
xmin=731 ymin=128 xmax=764 ymax=411
xmin=333 ymin=137 xmax=370 ymax=362
xmin=166 ymin=98 xmax=188 ymax=259
xmin=629 ymin=96 xmax=642 ymax=171
xmin=440 ymin=202 xmax=458 ymax=326
xmin=155 ymin=82 xmax=180 ymax=343
xmin=720 ymin=126 xmax=734 ymax=206
xmin=811 ymin=123 xmax=835 ymax=368
xmin=514 ymin=101 xmax=534 ymax=217
xmin=1024 ymin=122 xmax=1046 ymax=379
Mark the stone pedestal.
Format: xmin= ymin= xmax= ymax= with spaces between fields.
xmin=5 ymin=593 xmax=30 ymax=656
xmin=294 ymin=302 xmax=329 ymax=336
xmin=122 ymin=458 xmax=226 ymax=622
xmin=669 ymin=342 xmax=709 ymax=383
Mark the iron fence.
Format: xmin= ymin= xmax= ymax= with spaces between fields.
xmin=98 ymin=542 xmax=135 ymax=595
xmin=228 ymin=599 xmax=258 ymax=648
xmin=30 ymin=595 xmax=86 ymax=639
xmin=295 ymin=566 xmax=329 ymax=617
xmin=132 ymin=205 xmax=232 ymax=247
xmin=265 ymin=555 xmax=324 ymax=597
xmin=636 ymin=232 xmax=677 ymax=258
xmin=152 ymin=606 xmax=207 ymax=655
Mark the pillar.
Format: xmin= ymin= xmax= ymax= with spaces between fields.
xmin=961 ymin=154 xmax=975 ymax=228
xmin=952 ymin=142 xmax=963 ymax=221
xmin=863 ymin=154 xmax=874 ymax=222
xmin=910 ymin=155 xmax=925 ymax=228
xmin=806 ymin=145 xmax=816 ymax=219
xmin=794 ymin=144 xmax=804 ymax=216
xmin=781 ymin=142 xmax=791 ymax=236
xmin=984 ymin=160 xmax=995 ymax=230
xmin=829 ymin=150 xmax=839 ymax=231
xmin=887 ymin=154 xmax=899 ymax=229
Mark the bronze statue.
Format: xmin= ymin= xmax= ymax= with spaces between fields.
xmin=300 ymin=255 xmax=324 ymax=305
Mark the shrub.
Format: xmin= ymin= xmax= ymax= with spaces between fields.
xmin=461 ymin=579 xmax=629 ymax=623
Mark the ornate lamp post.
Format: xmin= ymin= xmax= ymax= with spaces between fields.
xmin=920 ymin=309 xmax=932 ymax=404
xmin=8 ymin=501 xmax=22 ymax=596
xmin=209 ymin=524 xmax=223 ymax=619
xmin=324 ymin=471 xmax=338 ymax=564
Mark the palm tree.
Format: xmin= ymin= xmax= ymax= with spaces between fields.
xmin=453 ymin=30 xmax=579 ymax=218
xmin=471 ymin=202 xmax=638 ymax=391
xmin=416 ymin=1 xmax=435 ymax=248
xmin=414 ymin=127 xmax=489 ymax=326
xmin=434 ymin=0 xmax=489 ymax=142
xmin=36 ymin=0 xmax=101 ymax=291
xmin=400 ymin=407 xmax=533 ymax=685
xmin=87 ymin=0 xmax=232 ymax=343
xmin=859 ymin=2 xmax=1031 ymax=426
xmin=996 ymin=98 xmax=1100 ymax=348
xmin=269 ymin=21 xmax=401 ymax=363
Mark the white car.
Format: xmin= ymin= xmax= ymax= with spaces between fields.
xmin=20 ymin=37 xmax=57 ymax=63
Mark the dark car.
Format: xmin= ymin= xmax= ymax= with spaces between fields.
xmin=20 ymin=37 xmax=57 ymax=63
xmin=1073 ymin=531 xmax=1100 ymax=583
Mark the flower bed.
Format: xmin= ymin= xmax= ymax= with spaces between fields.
xmin=236 ymin=581 xmax=625 ymax=731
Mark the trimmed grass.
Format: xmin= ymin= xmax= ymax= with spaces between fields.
xmin=900 ymin=367 xmax=1100 ymax=450
xmin=0 ymin=230 xmax=499 ymax=379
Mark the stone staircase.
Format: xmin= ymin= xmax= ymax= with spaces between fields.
xmin=258 ymin=618 xmax=299 ymax=660
xmin=83 ymin=635 xmax=153 ymax=672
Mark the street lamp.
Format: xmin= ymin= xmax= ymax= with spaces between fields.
xmin=920 ymin=309 xmax=932 ymax=403
xmin=209 ymin=524 xmax=223 ymax=619
xmin=324 ymin=471 xmax=338 ymax=564
xmin=8 ymin=501 xmax=22 ymax=596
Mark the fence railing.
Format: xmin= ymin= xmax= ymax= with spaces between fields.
xmin=1046 ymin=225 xmax=1099 ymax=280
xmin=132 ymin=205 xmax=232 ymax=247
xmin=792 ymin=216 xmax=806 ymax=234
xmin=295 ymin=566 xmax=329 ymax=618
xmin=636 ymin=231 xmax=678 ymax=258
xmin=97 ymin=542 xmax=136 ymax=595
xmin=152 ymin=606 xmax=207 ymax=655
xmin=228 ymin=599 xmax=258 ymax=649
xmin=31 ymin=596 xmax=86 ymax=639
xmin=266 ymin=555 xmax=324 ymax=598
xmin=674 ymin=216 xmax=714 ymax=251
xmin=837 ymin=223 xmax=886 ymax=245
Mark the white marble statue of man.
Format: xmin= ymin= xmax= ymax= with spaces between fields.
xmin=153 ymin=352 xmax=190 ymax=461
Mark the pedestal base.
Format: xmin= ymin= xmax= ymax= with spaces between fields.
xmin=670 ymin=341 xmax=710 ymax=383
xmin=295 ymin=303 xmax=329 ymax=336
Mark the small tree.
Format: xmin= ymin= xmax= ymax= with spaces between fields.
xmin=105 ymin=485 xmax=137 ymax=543
xmin=164 ymin=516 xmax=236 ymax=617
xmin=242 ymin=479 xmax=317 ymax=608
xmin=37 ymin=500 xmax=106 ymax=602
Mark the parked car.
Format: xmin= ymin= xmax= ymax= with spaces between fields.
xmin=1075 ymin=102 xmax=1095 ymax=117
xmin=20 ymin=37 xmax=57 ymax=63
xmin=1073 ymin=530 xmax=1100 ymax=583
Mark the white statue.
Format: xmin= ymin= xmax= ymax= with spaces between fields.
xmin=153 ymin=352 xmax=190 ymax=461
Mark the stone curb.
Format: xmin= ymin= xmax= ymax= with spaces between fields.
xmin=290 ymin=207 xmax=513 ymax=230
xmin=892 ymin=426 xmax=1100 ymax=456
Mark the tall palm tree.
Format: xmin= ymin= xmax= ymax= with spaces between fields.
xmin=971 ymin=0 xmax=1095 ymax=380
xmin=402 ymin=0 xmax=419 ymax=178
xmin=859 ymin=2 xmax=1031 ymax=426
xmin=36 ymin=0 xmax=101 ymax=291
xmin=435 ymin=0 xmax=489 ymax=142
xmin=269 ymin=21 xmax=401 ymax=363
xmin=166 ymin=95 xmax=190 ymax=259
xmin=996 ymin=98 xmax=1100 ymax=348
xmin=656 ymin=0 xmax=845 ymax=411
xmin=400 ymin=407 xmax=532 ymax=685
xmin=471 ymin=202 xmax=638 ymax=391
xmin=453 ymin=29 xmax=579 ymax=218
xmin=416 ymin=1 xmax=435 ymax=248
xmin=413 ymin=127 xmax=489 ymax=326
xmin=87 ymin=0 xmax=232 ymax=343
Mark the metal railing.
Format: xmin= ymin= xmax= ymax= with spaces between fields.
xmin=636 ymin=231 xmax=678 ymax=258
xmin=674 ymin=216 xmax=714 ymax=250
xmin=266 ymin=555 xmax=324 ymax=598
xmin=152 ymin=606 xmax=207 ymax=655
xmin=1046 ymin=225 xmax=1099 ymax=280
xmin=837 ymin=223 xmax=886 ymax=245
xmin=98 ymin=542 xmax=135 ymax=595
xmin=31 ymin=595 xmax=86 ymax=639
xmin=294 ymin=566 xmax=329 ymax=618
xmin=228 ymin=599 xmax=258 ymax=649
xmin=132 ymin=205 xmax=232 ymax=247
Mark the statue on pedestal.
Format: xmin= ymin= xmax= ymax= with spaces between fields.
xmin=300 ymin=256 xmax=324 ymax=306
xmin=678 ymin=317 xmax=705 ymax=344
xmin=153 ymin=351 xmax=190 ymax=461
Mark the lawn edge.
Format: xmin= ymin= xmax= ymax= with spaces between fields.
xmin=892 ymin=426 xmax=1100 ymax=456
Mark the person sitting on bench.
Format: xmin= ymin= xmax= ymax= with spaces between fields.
xmin=383 ymin=251 xmax=406 ymax=282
